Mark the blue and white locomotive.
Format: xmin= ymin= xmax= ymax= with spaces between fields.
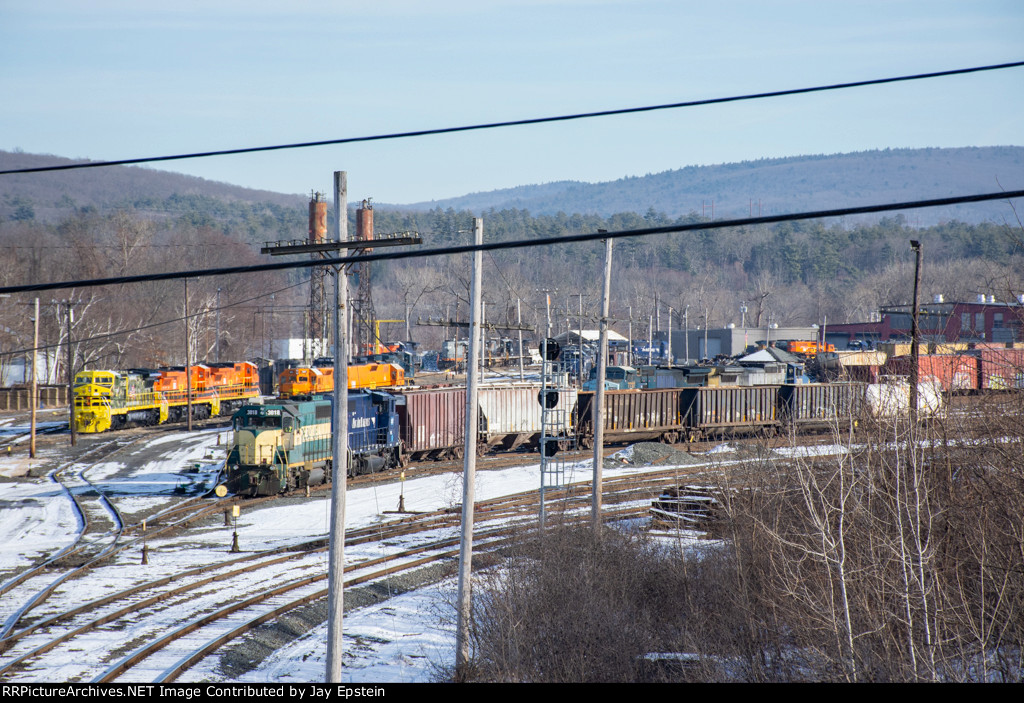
xmin=224 ymin=390 xmax=404 ymax=496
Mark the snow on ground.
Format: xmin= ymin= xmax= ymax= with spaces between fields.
xmin=0 ymin=423 xmax=856 ymax=683
xmin=0 ymin=476 xmax=80 ymax=570
xmin=772 ymin=443 xmax=852 ymax=458
xmin=184 ymin=579 xmax=458 ymax=684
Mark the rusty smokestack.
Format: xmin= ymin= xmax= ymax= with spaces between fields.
xmin=356 ymin=198 xmax=374 ymax=252
xmin=309 ymin=192 xmax=328 ymax=243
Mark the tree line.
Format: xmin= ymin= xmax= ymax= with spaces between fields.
xmin=0 ymin=199 xmax=1021 ymax=378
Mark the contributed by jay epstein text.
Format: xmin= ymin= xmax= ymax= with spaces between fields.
xmin=2 ymin=685 xmax=387 ymax=699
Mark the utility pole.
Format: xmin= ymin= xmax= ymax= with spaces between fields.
xmin=910 ymin=240 xmax=922 ymax=423
xmin=327 ymin=171 xmax=350 ymax=683
xmin=184 ymin=279 xmax=192 ymax=433
xmin=30 ymin=298 xmax=38 ymax=459
xmin=66 ymin=302 xmax=75 ymax=447
xmin=593 ymin=237 xmax=613 ymax=528
xmin=456 ymin=217 xmax=484 ymax=681
xmin=215 ymin=287 xmax=222 ymax=363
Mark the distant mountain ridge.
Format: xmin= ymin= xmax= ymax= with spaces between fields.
xmin=1 ymin=146 xmax=1022 ymax=226
xmin=396 ymin=146 xmax=1024 ymax=226
xmin=0 ymin=150 xmax=305 ymax=223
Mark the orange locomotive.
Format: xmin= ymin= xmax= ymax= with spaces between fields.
xmin=278 ymin=362 xmax=405 ymax=397
xmin=785 ymin=340 xmax=836 ymax=356
xmin=73 ymin=361 xmax=260 ymax=433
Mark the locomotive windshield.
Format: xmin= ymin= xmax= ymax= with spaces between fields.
xmin=242 ymin=415 xmax=282 ymax=429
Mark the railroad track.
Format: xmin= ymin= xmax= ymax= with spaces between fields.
xmin=0 ymin=457 xmax=697 ymax=683
xmin=0 ymin=415 xmax=867 ymax=683
xmin=0 ymin=435 xmax=235 ymax=644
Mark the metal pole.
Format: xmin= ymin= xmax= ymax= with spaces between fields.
xmin=628 ymin=305 xmax=633 ymax=366
xmin=668 ymin=306 xmax=673 ymax=369
xmin=705 ymin=308 xmax=709 ymax=360
xmin=910 ymin=240 xmax=922 ymax=423
xmin=67 ymin=302 xmax=75 ymax=447
xmin=327 ymin=171 xmax=350 ymax=683
xmin=456 ymin=217 xmax=484 ymax=680
xmin=577 ymin=293 xmax=583 ymax=388
xmin=30 ymin=298 xmax=38 ymax=459
xmin=648 ymin=315 xmax=653 ymax=365
xmin=517 ymin=298 xmax=524 ymax=381
xmin=593 ymin=238 xmax=613 ymax=528
xmin=546 ymin=294 xmax=551 ymax=338
xmin=684 ymin=306 xmax=689 ymax=363
xmin=405 ymin=301 xmax=411 ymax=343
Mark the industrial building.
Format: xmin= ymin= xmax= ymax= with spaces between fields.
xmin=669 ymin=325 xmax=826 ymax=361
xmin=826 ymin=295 xmax=1024 ymax=347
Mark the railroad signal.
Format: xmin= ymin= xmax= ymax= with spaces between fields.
xmin=538 ymin=389 xmax=559 ymax=408
xmin=540 ymin=438 xmax=560 ymax=458
xmin=540 ymin=338 xmax=560 ymax=361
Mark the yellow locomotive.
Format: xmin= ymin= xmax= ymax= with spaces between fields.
xmin=72 ymin=362 xmax=260 ymax=433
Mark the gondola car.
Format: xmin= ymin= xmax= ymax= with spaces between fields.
xmin=224 ymin=390 xmax=403 ymax=496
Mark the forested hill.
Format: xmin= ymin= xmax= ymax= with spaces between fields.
xmin=0 ymin=150 xmax=306 ymax=224
xmin=397 ymin=147 xmax=1024 ymax=226
xmin=2 ymin=146 xmax=1022 ymax=228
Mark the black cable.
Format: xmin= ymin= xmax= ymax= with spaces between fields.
xmin=0 ymin=279 xmax=309 ymax=359
xmin=1 ymin=61 xmax=1021 ymax=176
xmin=1 ymin=187 xmax=1021 ymax=296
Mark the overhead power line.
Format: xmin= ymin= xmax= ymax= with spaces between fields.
xmin=1 ymin=61 xmax=1021 ymax=177
xmin=1 ymin=187 xmax=1021 ymax=296
xmin=0 ymin=279 xmax=309 ymax=359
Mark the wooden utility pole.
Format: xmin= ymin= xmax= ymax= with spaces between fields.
xmin=910 ymin=240 xmax=922 ymax=423
xmin=30 ymin=298 xmax=38 ymax=459
xmin=184 ymin=279 xmax=193 ymax=433
xmin=327 ymin=171 xmax=350 ymax=683
xmin=592 ymin=237 xmax=613 ymax=527
xmin=67 ymin=302 xmax=76 ymax=447
xmin=455 ymin=217 xmax=484 ymax=681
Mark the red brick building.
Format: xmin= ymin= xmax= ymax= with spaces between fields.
xmin=825 ymin=295 xmax=1024 ymax=349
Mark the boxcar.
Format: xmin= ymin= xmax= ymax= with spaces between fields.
xmin=883 ymin=354 xmax=979 ymax=393
xmin=976 ymin=348 xmax=1024 ymax=390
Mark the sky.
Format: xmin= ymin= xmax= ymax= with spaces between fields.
xmin=2 ymin=1 xmax=1023 ymax=205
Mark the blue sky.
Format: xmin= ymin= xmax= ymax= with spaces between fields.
xmin=2 ymin=1 xmax=1022 ymax=204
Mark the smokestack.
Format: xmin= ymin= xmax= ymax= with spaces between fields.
xmin=309 ymin=192 xmax=328 ymax=243
xmin=356 ymin=198 xmax=374 ymax=252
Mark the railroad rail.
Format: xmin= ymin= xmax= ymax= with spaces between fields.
xmin=0 ymin=456 xmax=703 ymax=682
